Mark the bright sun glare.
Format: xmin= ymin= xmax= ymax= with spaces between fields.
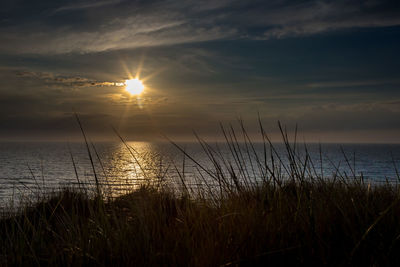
xmin=125 ymin=78 xmax=144 ymax=95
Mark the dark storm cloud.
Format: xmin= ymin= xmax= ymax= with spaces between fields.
xmin=1 ymin=0 xmax=399 ymax=54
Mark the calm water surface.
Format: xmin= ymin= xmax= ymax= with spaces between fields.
xmin=0 ymin=142 xmax=399 ymax=207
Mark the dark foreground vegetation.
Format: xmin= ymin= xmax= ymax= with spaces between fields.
xmin=1 ymin=121 xmax=400 ymax=266
xmin=2 ymin=181 xmax=400 ymax=266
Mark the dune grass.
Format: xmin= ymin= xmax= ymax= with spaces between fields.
xmin=1 ymin=121 xmax=400 ymax=266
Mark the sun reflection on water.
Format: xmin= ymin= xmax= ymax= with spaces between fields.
xmin=96 ymin=142 xmax=175 ymax=198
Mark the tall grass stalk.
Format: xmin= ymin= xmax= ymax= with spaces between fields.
xmin=1 ymin=120 xmax=400 ymax=266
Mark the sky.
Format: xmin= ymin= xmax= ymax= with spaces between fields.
xmin=0 ymin=0 xmax=400 ymax=143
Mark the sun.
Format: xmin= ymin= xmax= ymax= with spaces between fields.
xmin=125 ymin=78 xmax=144 ymax=95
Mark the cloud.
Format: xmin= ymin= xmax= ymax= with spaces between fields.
xmin=0 ymin=0 xmax=237 ymax=54
xmin=243 ymin=1 xmax=400 ymax=39
xmin=15 ymin=70 xmax=124 ymax=87
xmin=0 ymin=18 xmax=235 ymax=54
xmin=307 ymin=79 xmax=400 ymax=89
xmin=0 ymin=0 xmax=399 ymax=54
xmin=53 ymin=0 xmax=123 ymax=13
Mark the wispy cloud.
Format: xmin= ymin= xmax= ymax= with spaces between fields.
xmin=241 ymin=1 xmax=400 ymax=39
xmin=54 ymin=0 xmax=123 ymax=13
xmin=307 ymin=79 xmax=400 ymax=89
xmin=15 ymin=70 xmax=124 ymax=87
xmin=1 ymin=0 xmax=398 ymax=54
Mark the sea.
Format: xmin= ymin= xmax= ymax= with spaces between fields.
xmin=0 ymin=141 xmax=400 ymax=207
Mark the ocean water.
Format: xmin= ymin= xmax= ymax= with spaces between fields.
xmin=0 ymin=141 xmax=399 ymax=207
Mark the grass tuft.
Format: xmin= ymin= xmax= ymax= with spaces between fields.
xmin=1 ymin=120 xmax=400 ymax=266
